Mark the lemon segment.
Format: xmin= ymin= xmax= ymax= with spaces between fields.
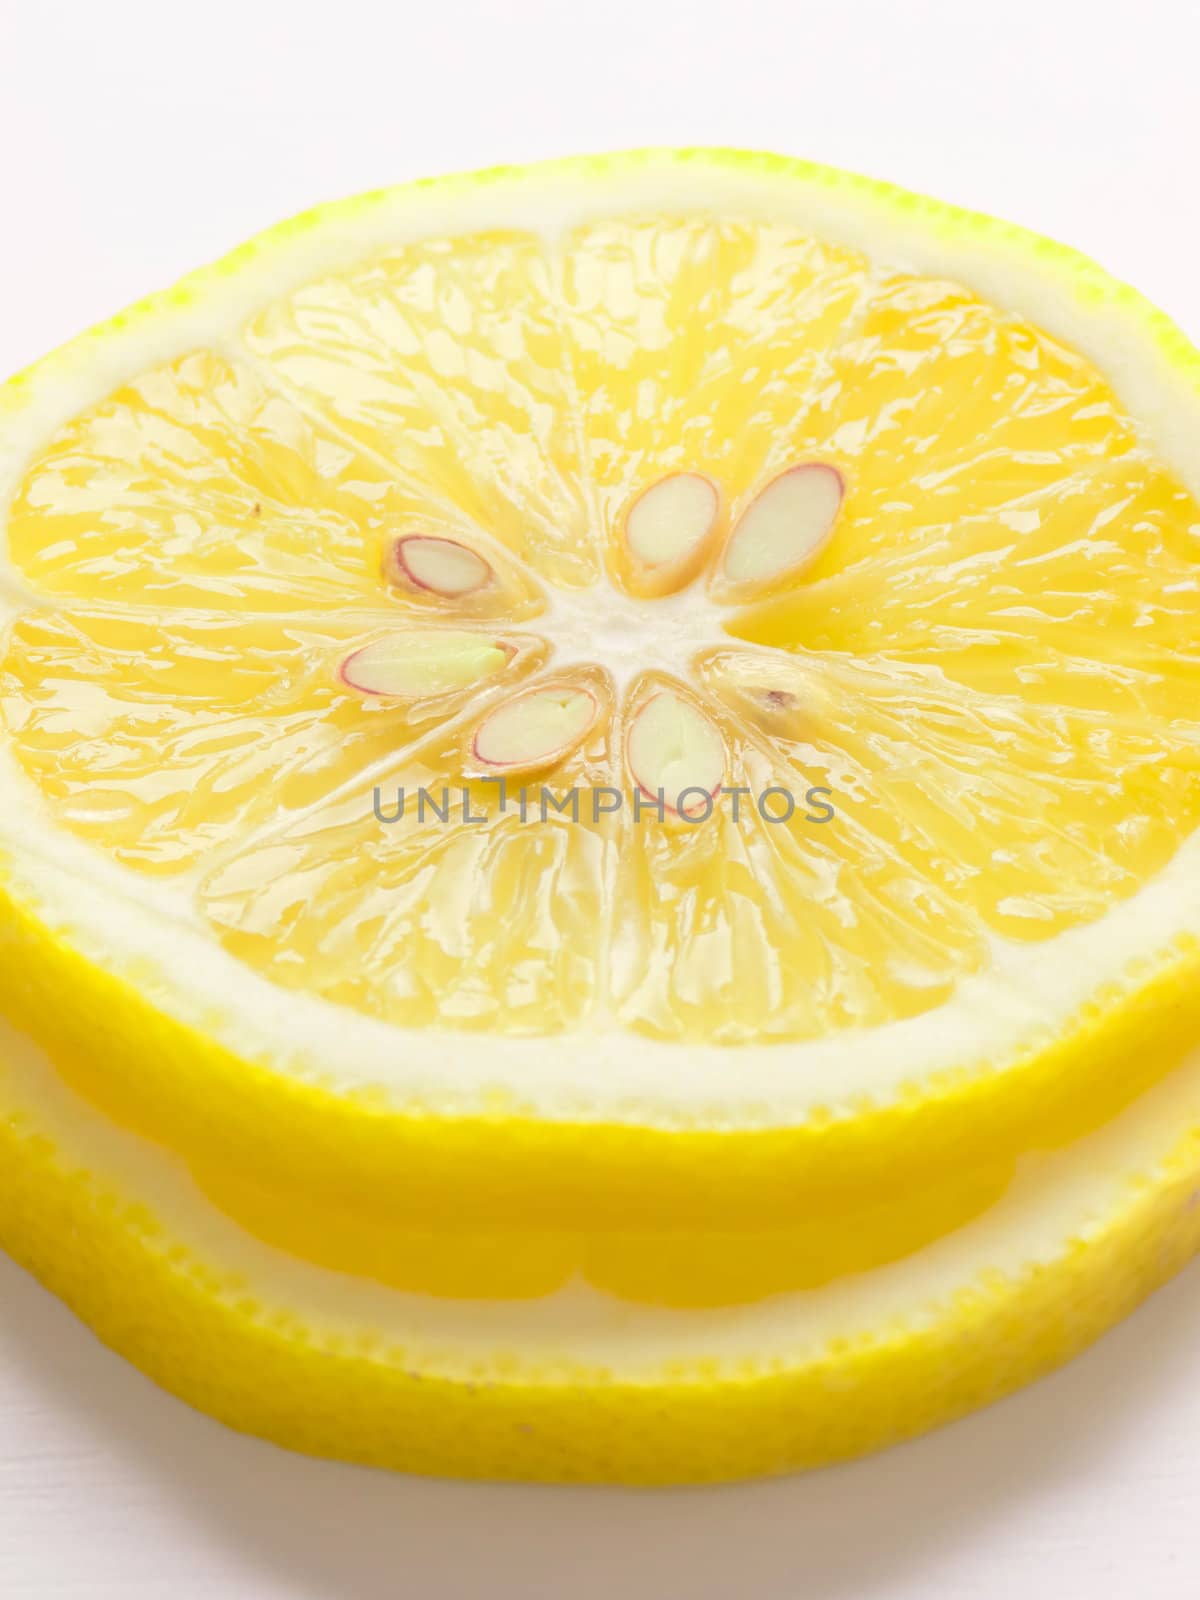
xmin=242 ymin=231 xmax=597 ymax=587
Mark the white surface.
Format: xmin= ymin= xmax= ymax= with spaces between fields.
xmin=1 ymin=0 xmax=1199 ymax=1593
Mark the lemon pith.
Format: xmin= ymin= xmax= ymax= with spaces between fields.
xmin=3 ymin=148 xmax=1200 ymax=1482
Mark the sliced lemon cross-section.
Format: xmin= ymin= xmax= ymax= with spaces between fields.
xmin=2 ymin=149 xmax=1200 ymax=1483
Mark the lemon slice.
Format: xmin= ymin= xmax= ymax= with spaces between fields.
xmin=3 ymin=149 xmax=1200 ymax=1482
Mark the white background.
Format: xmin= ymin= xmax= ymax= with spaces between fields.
xmin=1 ymin=0 xmax=1199 ymax=1593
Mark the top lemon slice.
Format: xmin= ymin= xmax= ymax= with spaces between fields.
xmin=3 ymin=150 xmax=1200 ymax=1224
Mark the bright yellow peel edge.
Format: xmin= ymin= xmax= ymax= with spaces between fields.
xmin=4 ymin=1015 xmax=1200 ymax=1483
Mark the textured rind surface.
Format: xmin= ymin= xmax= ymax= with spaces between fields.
xmin=3 ymin=1026 xmax=1200 ymax=1484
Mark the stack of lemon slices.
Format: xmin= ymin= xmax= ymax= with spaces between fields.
xmin=3 ymin=150 xmax=1200 ymax=1484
